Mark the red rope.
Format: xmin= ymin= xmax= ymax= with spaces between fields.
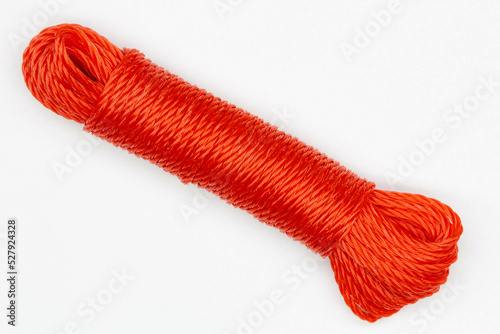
xmin=22 ymin=24 xmax=463 ymax=322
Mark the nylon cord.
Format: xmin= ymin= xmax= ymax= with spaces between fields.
xmin=22 ymin=24 xmax=463 ymax=322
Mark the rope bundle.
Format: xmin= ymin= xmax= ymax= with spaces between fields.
xmin=22 ymin=24 xmax=462 ymax=322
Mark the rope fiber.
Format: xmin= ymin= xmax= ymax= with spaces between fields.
xmin=22 ymin=24 xmax=463 ymax=322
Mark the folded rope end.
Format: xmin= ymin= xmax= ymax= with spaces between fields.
xmin=329 ymin=189 xmax=462 ymax=322
xmin=22 ymin=23 xmax=123 ymax=124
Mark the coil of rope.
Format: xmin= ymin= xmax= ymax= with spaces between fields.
xmin=22 ymin=24 xmax=462 ymax=322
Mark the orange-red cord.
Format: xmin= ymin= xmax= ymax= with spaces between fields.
xmin=22 ymin=24 xmax=463 ymax=322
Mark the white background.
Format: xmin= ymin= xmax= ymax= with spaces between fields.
xmin=1 ymin=0 xmax=499 ymax=333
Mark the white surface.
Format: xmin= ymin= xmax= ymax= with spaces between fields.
xmin=1 ymin=1 xmax=499 ymax=333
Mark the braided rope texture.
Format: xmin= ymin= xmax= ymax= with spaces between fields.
xmin=22 ymin=24 xmax=463 ymax=322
